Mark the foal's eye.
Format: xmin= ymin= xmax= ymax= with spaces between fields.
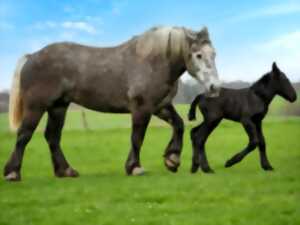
xmin=196 ymin=54 xmax=202 ymax=59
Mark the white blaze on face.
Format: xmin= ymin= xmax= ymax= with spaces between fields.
xmin=191 ymin=44 xmax=221 ymax=95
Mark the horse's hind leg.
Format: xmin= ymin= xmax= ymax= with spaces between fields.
xmin=225 ymin=120 xmax=258 ymax=168
xmin=191 ymin=119 xmax=221 ymax=173
xmin=44 ymin=105 xmax=79 ymax=178
xmin=4 ymin=109 xmax=44 ymax=181
xmin=154 ymin=104 xmax=184 ymax=172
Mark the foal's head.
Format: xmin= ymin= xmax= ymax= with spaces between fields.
xmin=270 ymin=62 xmax=297 ymax=102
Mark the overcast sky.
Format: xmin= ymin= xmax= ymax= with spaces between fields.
xmin=0 ymin=0 xmax=300 ymax=90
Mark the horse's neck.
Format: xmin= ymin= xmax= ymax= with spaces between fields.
xmin=166 ymin=28 xmax=187 ymax=83
xmin=167 ymin=55 xmax=186 ymax=84
xmin=251 ymin=81 xmax=276 ymax=105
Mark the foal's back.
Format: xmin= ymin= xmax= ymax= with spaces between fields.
xmin=199 ymin=88 xmax=266 ymax=121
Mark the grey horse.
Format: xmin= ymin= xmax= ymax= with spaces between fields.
xmin=5 ymin=26 xmax=221 ymax=181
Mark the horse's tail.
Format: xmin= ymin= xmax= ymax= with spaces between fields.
xmin=9 ymin=55 xmax=28 ymax=131
xmin=188 ymin=95 xmax=202 ymax=121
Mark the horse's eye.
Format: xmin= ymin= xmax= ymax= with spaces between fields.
xmin=196 ymin=54 xmax=202 ymax=59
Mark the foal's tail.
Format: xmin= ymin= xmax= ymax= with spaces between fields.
xmin=188 ymin=95 xmax=202 ymax=121
xmin=9 ymin=55 xmax=28 ymax=131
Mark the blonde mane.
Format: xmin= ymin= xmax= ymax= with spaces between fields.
xmin=135 ymin=26 xmax=186 ymax=59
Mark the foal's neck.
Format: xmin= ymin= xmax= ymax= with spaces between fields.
xmin=251 ymin=77 xmax=276 ymax=105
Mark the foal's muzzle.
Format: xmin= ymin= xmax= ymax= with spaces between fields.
xmin=289 ymin=92 xmax=297 ymax=102
xmin=205 ymin=79 xmax=221 ymax=97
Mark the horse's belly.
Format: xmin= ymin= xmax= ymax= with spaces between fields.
xmin=72 ymin=86 xmax=130 ymax=113
xmin=78 ymin=101 xmax=130 ymax=113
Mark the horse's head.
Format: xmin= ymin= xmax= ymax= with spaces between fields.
xmin=271 ymin=62 xmax=297 ymax=102
xmin=183 ymin=27 xmax=221 ymax=97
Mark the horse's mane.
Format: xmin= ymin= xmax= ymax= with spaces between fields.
xmin=134 ymin=26 xmax=210 ymax=59
xmin=134 ymin=26 xmax=184 ymax=59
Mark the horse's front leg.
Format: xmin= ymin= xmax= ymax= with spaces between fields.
xmin=125 ymin=109 xmax=151 ymax=175
xmin=154 ymin=104 xmax=184 ymax=172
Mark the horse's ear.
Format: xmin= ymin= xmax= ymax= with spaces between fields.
xmin=272 ymin=62 xmax=280 ymax=74
xmin=198 ymin=26 xmax=209 ymax=38
xmin=184 ymin=29 xmax=197 ymax=42
xmin=200 ymin=26 xmax=208 ymax=33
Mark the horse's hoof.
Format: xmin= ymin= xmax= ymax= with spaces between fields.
xmin=165 ymin=153 xmax=180 ymax=173
xmin=65 ymin=167 xmax=80 ymax=177
xmin=55 ymin=167 xmax=79 ymax=178
xmin=4 ymin=171 xmax=21 ymax=182
xmin=131 ymin=167 xmax=145 ymax=176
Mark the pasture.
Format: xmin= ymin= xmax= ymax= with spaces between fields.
xmin=0 ymin=104 xmax=299 ymax=225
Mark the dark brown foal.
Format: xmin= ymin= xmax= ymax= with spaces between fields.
xmin=189 ymin=63 xmax=297 ymax=173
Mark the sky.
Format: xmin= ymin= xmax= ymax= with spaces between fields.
xmin=0 ymin=0 xmax=300 ymax=90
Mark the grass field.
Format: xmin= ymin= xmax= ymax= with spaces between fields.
xmin=0 ymin=104 xmax=299 ymax=225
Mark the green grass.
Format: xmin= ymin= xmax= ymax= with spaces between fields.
xmin=0 ymin=105 xmax=299 ymax=225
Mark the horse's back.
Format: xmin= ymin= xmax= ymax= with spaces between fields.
xmin=19 ymin=42 xmax=130 ymax=111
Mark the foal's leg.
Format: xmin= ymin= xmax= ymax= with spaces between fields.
xmin=154 ymin=104 xmax=184 ymax=172
xmin=4 ymin=109 xmax=44 ymax=181
xmin=44 ymin=106 xmax=79 ymax=178
xmin=190 ymin=119 xmax=221 ymax=173
xmin=256 ymin=122 xmax=274 ymax=171
xmin=125 ymin=109 xmax=151 ymax=175
xmin=225 ymin=120 xmax=258 ymax=168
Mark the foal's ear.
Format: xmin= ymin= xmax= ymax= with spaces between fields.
xmin=272 ymin=62 xmax=280 ymax=75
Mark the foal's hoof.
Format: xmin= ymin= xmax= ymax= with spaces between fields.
xmin=165 ymin=154 xmax=180 ymax=173
xmin=263 ymin=165 xmax=274 ymax=171
xmin=202 ymin=167 xmax=215 ymax=174
xmin=131 ymin=167 xmax=145 ymax=176
xmin=225 ymin=160 xmax=234 ymax=168
xmin=191 ymin=164 xmax=199 ymax=173
xmin=4 ymin=171 xmax=21 ymax=182
xmin=55 ymin=167 xmax=79 ymax=178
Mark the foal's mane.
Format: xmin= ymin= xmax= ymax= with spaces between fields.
xmin=250 ymin=72 xmax=274 ymax=102
xmin=251 ymin=73 xmax=271 ymax=90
